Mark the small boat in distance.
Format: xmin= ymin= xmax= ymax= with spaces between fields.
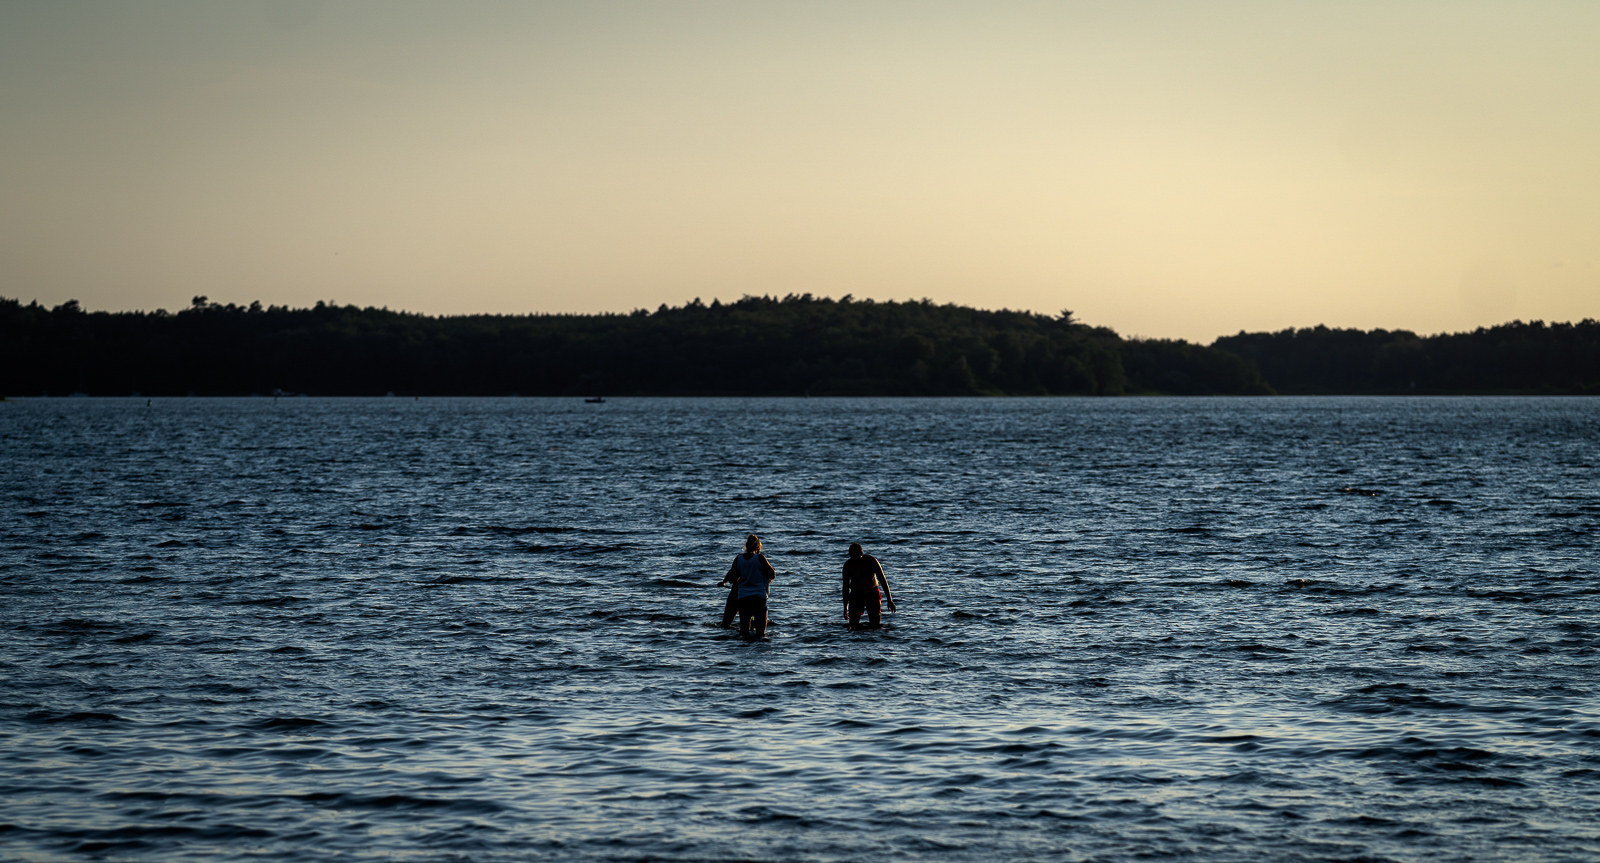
xmin=585 ymin=396 xmax=606 ymax=404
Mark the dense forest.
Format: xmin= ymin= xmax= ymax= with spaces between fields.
xmin=1216 ymin=321 xmax=1600 ymax=395
xmin=1 ymin=294 xmax=1594 ymax=397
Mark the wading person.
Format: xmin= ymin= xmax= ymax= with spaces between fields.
xmin=722 ymin=534 xmax=776 ymax=639
xmin=842 ymin=542 xmax=895 ymax=629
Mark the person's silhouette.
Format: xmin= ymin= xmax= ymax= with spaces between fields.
xmin=842 ymin=542 xmax=895 ymax=629
xmin=721 ymin=534 xmax=776 ymax=639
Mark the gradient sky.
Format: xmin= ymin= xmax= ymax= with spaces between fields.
xmin=3 ymin=1 xmax=1596 ymax=342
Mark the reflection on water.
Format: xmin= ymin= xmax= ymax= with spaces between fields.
xmin=2 ymin=396 xmax=1597 ymax=861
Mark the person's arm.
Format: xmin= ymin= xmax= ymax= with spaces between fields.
xmin=720 ymin=559 xmax=739 ymax=588
xmin=842 ymin=565 xmax=851 ymax=617
xmin=875 ymin=559 xmax=896 ymax=610
xmin=760 ymin=554 xmax=776 ymax=583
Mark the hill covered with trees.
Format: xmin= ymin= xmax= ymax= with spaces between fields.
xmin=1 ymin=294 xmax=1267 ymax=397
xmin=1216 ymin=321 xmax=1600 ymax=395
xmin=2 ymin=294 xmax=1594 ymax=397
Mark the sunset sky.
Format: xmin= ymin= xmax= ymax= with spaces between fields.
xmin=3 ymin=1 xmax=1596 ymax=343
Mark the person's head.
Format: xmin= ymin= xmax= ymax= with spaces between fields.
xmin=745 ymin=534 xmax=762 ymax=553
xmin=848 ymin=542 xmax=863 ymax=559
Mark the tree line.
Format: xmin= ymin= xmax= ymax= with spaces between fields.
xmin=1216 ymin=322 xmax=1600 ymax=395
xmin=1 ymin=294 xmax=1593 ymax=397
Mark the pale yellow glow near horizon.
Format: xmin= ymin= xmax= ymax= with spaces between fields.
xmin=2 ymin=1 xmax=1596 ymax=343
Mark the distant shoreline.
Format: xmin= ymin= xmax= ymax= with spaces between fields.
xmin=4 ymin=393 xmax=1594 ymax=401
xmin=4 ymin=295 xmax=1595 ymax=398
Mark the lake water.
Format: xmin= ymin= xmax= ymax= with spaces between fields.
xmin=2 ymin=396 xmax=1598 ymax=862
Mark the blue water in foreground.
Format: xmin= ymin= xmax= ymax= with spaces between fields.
xmin=2 ymin=396 xmax=1598 ymax=862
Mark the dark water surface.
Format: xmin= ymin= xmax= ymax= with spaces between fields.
xmin=3 ymin=396 xmax=1598 ymax=862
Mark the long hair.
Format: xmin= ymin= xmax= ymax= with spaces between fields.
xmin=745 ymin=534 xmax=762 ymax=553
